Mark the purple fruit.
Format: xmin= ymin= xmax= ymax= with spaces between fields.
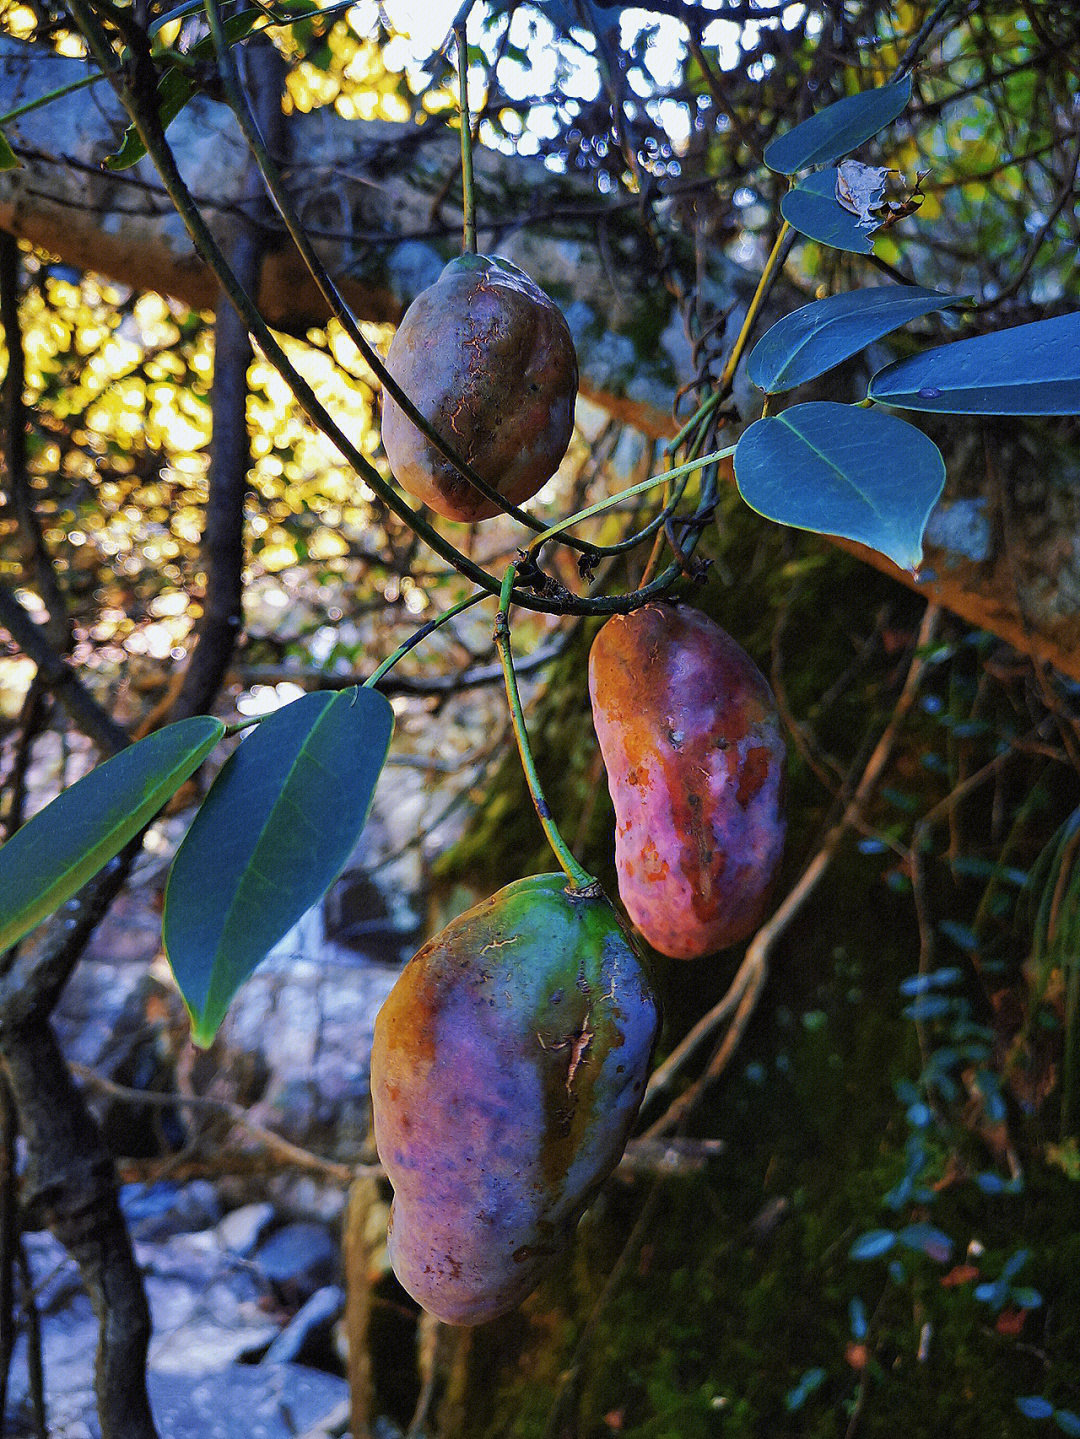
xmin=589 ymin=602 xmax=786 ymax=958
xmin=370 ymin=874 xmax=659 ymax=1324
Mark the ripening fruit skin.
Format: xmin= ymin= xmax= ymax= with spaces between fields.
xmin=380 ymin=254 xmax=578 ymax=523
xmin=370 ymin=874 xmax=659 ymax=1325
xmin=589 ymin=603 xmax=786 ymax=959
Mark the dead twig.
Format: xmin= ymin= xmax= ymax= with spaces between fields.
xmin=69 ymin=1062 xmax=364 ymax=1186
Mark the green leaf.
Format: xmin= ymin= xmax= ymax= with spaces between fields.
xmin=764 ymin=75 xmax=912 ymax=173
xmin=107 ymin=10 xmax=262 ymax=170
xmin=105 ymin=68 xmax=197 ymax=170
xmin=0 ymin=716 xmax=224 ymax=955
xmin=163 ymin=687 xmax=394 ymax=1046
xmin=780 ymin=169 xmax=875 ymax=255
xmin=734 ymin=402 xmax=945 ymax=571
xmin=868 ymin=312 xmax=1080 ymax=415
xmin=747 ymin=286 xmax=968 ymax=395
xmin=0 ymin=127 xmax=20 ymax=171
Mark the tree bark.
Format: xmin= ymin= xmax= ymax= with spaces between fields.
xmin=2 ymin=36 xmax=1079 ymax=681
xmin=0 ymin=1019 xmax=156 ymax=1439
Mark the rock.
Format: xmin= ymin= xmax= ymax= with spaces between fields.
xmin=260 ymin=1284 xmax=345 ymax=1367
xmin=255 ymin=1222 xmax=339 ymax=1304
xmin=147 ymin=1364 xmax=349 ymax=1439
xmin=138 ymin=1230 xmax=280 ymax=1373
xmin=119 ymin=1179 xmax=221 ymax=1240
xmin=215 ymin=1202 xmax=276 ymax=1257
xmin=216 ymin=941 xmax=396 ymax=1156
xmin=265 ymin=1175 xmax=347 ymax=1228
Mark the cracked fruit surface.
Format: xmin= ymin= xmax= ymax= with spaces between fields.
xmin=589 ymin=602 xmax=786 ymax=959
xmin=370 ymin=873 xmax=659 ymax=1325
xmin=380 ymin=253 xmax=578 ymax=523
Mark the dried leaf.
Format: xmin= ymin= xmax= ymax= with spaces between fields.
xmin=835 ymin=160 xmax=889 ymax=227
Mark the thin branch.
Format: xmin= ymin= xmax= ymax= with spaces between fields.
xmin=0 ymin=582 xmax=128 ymax=754
xmin=68 ymin=1062 xmax=365 ymax=1186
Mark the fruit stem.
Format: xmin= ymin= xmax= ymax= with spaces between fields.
xmin=522 ymin=445 xmax=735 ymax=564
xmin=364 ymin=589 xmax=489 ymax=688
xmin=495 ymin=564 xmax=597 ymax=890
xmin=455 ymin=19 xmax=478 ymax=255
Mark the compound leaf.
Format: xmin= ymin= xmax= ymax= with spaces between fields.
xmin=735 ymin=401 xmax=945 ymax=570
xmin=163 ymin=687 xmax=394 ymax=1047
xmin=868 ymin=312 xmax=1080 ymax=415
xmin=0 ymin=715 xmax=223 ymax=954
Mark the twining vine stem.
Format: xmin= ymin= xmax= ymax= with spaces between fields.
xmin=364 ymin=589 xmax=489 ymax=688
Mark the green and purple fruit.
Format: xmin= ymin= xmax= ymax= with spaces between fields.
xmin=589 ymin=602 xmax=786 ymax=959
xmin=370 ymin=873 xmax=659 ymax=1324
xmin=380 ymin=254 xmax=578 ymax=523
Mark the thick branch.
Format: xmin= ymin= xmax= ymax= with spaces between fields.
xmin=0 ymin=1019 xmax=156 ymax=1439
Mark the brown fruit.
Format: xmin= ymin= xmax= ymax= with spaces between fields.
xmin=380 ymin=254 xmax=578 ymax=523
xmin=589 ymin=602 xmax=786 ymax=959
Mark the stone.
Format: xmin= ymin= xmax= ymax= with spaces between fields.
xmin=147 ymin=1364 xmax=349 ymax=1439
xmin=260 ymin=1285 xmax=345 ymax=1367
xmin=119 ymin=1179 xmax=221 ymax=1240
xmin=215 ymin=1202 xmax=276 ymax=1258
xmin=255 ymin=1222 xmax=339 ymax=1303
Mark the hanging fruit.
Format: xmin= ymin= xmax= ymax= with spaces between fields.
xmin=380 ymin=254 xmax=578 ymax=523
xmin=589 ymin=602 xmax=786 ymax=958
xmin=370 ymin=873 xmax=659 ymax=1324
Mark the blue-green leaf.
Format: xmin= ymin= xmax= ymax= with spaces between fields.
xmin=734 ymin=402 xmax=945 ymax=571
xmin=163 ymin=687 xmax=394 ymax=1046
xmin=747 ymin=286 xmax=968 ymax=394
xmin=1017 ymin=1398 xmax=1054 ymax=1422
xmin=898 ymin=1223 xmax=953 ymax=1262
xmin=780 ymin=170 xmax=876 ymax=255
xmin=0 ymin=716 xmax=224 ymax=954
xmin=868 ymin=312 xmax=1080 ymax=415
xmin=850 ymin=1229 xmax=897 ymax=1261
xmin=764 ymin=76 xmax=912 ymax=173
